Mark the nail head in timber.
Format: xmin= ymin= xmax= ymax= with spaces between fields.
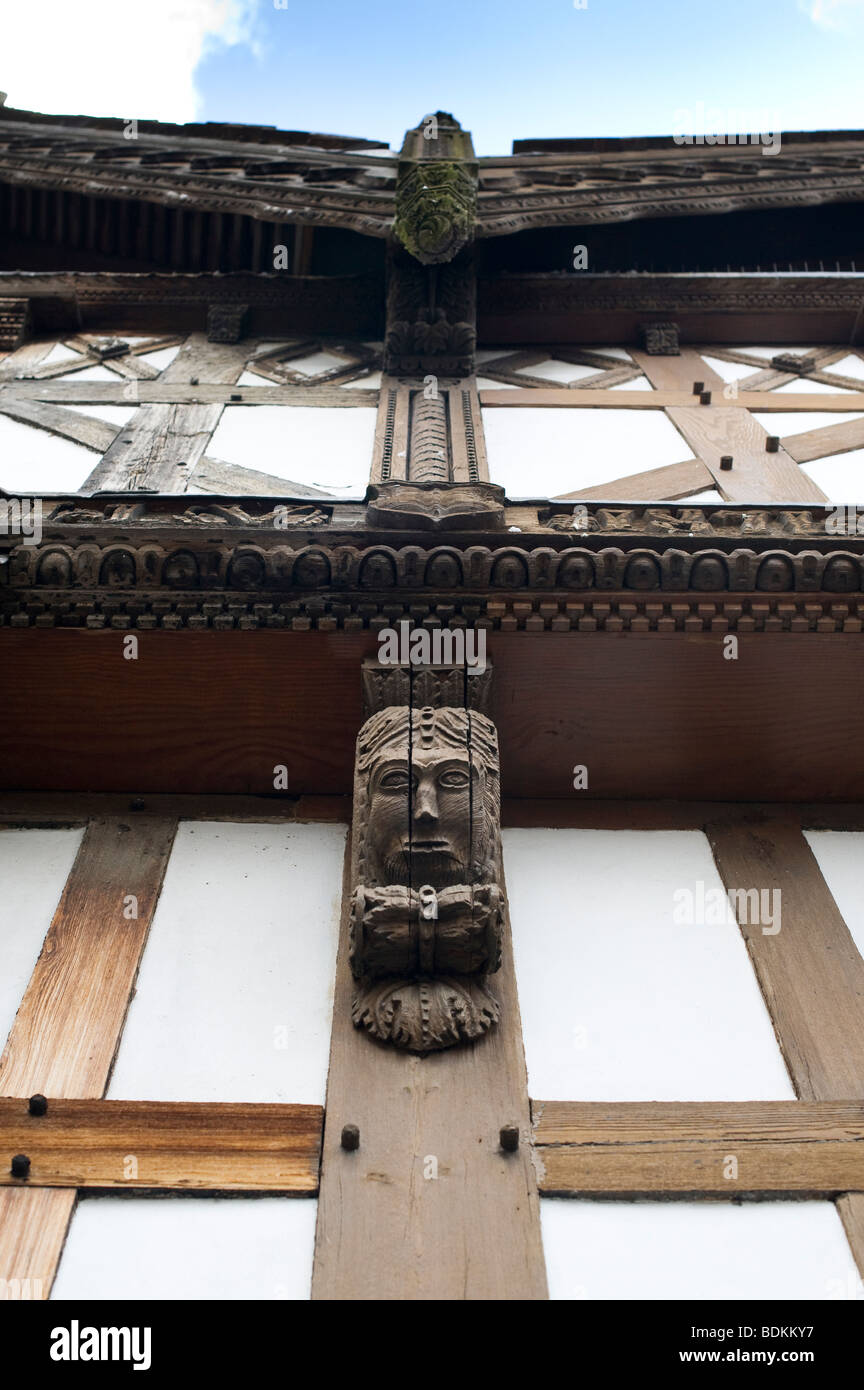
xmin=500 ymin=1125 xmax=520 ymax=1153
xmin=341 ymin=1124 xmax=360 ymax=1151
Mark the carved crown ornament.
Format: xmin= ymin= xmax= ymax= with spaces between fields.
xmin=349 ymin=668 xmax=504 ymax=1052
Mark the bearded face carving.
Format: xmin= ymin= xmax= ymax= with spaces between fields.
xmin=350 ymin=705 xmax=504 ymax=1052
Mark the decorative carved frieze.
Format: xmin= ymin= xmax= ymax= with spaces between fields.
xmin=349 ymin=702 xmax=503 ymax=1051
xmin=6 ymin=537 xmax=864 ymax=598
xmin=39 ymin=500 xmax=332 ymax=527
xmin=477 ymin=274 xmax=864 ymax=318
xmin=4 ymin=591 xmax=864 ymax=633
xmin=24 ymin=497 xmax=863 ymax=541
xmin=539 ymin=505 xmax=827 ymax=536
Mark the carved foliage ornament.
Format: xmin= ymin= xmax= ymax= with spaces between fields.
xmin=350 ymin=704 xmax=504 ymax=1052
xmin=394 ymin=163 xmax=476 ymax=266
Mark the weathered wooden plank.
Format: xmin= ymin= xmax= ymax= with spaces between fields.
xmin=0 ymin=381 xmax=380 ymax=407
xmin=666 ymin=405 xmax=827 ymax=502
xmin=782 ymin=416 xmax=864 ymax=465
xmin=569 ymin=364 xmax=643 ymax=390
xmin=0 ymin=396 xmax=117 ymax=452
xmin=535 ymin=1099 xmax=864 ymax=1144
xmin=80 ymin=337 xmax=250 ymax=493
xmin=0 ymin=340 xmax=54 ymax=381
xmin=812 ymin=369 xmax=864 ymax=393
xmin=0 ymin=1189 xmax=76 ymax=1298
xmin=741 ymin=364 xmax=864 ymax=394
xmin=100 ymin=355 xmax=160 ymax=381
xmin=559 ymin=456 xmax=714 ymax=502
xmin=0 ymin=816 xmax=175 ymax=1296
xmin=189 ymin=455 xmax=335 ymax=499
xmin=0 ymin=817 xmax=177 ymax=1099
xmin=479 ymin=388 xmax=864 ymax=411
xmin=0 ymin=1100 xmax=322 ymax=1191
xmin=533 ymin=1100 xmax=864 ymax=1194
xmin=160 ymin=336 xmax=250 ymax=386
xmin=706 ymin=819 xmax=864 ymax=1102
xmin=312 ymin=836 xmax=548 ymax=1300
xmin=836 ymin=1193 xmax=864 ymax=1280
xmin=692 ymin=346 xmax=776 ymax=372
xmin=707 ymin=818 xmax=864 ymax=1278
xmin=630 ymin=347 xmax=726 ymax=393
xmin=735 ymin=350 xmax=849 ymax=394
xmin=81 ymin=403 xmax=224 ymax=492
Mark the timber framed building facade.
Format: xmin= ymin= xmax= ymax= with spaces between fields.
xmin=1 ymin=102 xmax=864 ymax=1302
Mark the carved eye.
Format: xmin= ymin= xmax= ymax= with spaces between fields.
xmin=438 ymin=769 xmax=470 ymax=789
xmin=379 ymin=770 xmax=411 ymax=791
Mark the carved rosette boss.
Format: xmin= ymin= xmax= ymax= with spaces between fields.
xmin=349 ymin=704 xmax=504 ymax=1052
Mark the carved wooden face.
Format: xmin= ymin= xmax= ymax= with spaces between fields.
xmin=356 ymin=706 xmax=499 ymax=890
xmin=366 ymin=746 xmax=476 ymax=887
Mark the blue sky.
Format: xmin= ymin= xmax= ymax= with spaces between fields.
xmin=6 ymin=1 xmax=864 ymax=154
xmin=194 ymin=0 xmax=864 ymax=153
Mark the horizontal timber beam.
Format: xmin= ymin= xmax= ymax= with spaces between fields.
xmin=1 ymin=796 xmax=864 ymax=833
xmin=533 ymin=1101 xmax=864 ymax=1195
xmin=0 ymin=383 xmax=379 ymax=406
xmin=0 ymin=1100 xmax=322 ymax=1192
xmin=479 ymin=388 xmax=864 ymax=411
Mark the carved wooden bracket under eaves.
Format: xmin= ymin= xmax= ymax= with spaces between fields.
xmin=386 ymin=113 xmax=478 ymax=377
xmin=349 ymin=666 xmax=504 ymax=1053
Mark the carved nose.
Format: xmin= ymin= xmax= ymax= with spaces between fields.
xmin=413 ymin=781 xmax=438 ymax=823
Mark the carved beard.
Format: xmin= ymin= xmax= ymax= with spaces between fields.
xmin=381 ymin=844 xmax=468 ymax=887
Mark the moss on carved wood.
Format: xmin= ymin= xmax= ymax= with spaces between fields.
xmin=394 ymin=162 xmax=476 ymax=265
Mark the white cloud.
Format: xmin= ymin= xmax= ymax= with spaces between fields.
xmin=1 ymin=0 xmax=261 ymax=123
xmin=800 ymin=0 xmax=864 ymax=30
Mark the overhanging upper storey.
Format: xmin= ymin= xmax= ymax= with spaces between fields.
xmin=3 ymin=107 xmax=864 ymax=276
